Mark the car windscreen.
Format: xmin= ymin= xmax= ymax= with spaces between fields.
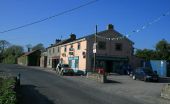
xmin=62 ymin=64 xmax=69 ymax=68
xmin=143 ymin=68 xmax=153 ymax=74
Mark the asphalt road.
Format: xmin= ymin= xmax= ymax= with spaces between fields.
xmin=0 ymin=64 xmax=144 ymax=104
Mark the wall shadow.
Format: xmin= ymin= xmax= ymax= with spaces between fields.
xmin=158 ymin=78 xmax=170 ymax=83
xmin=18 ymin=85 xmax=55 ymax=104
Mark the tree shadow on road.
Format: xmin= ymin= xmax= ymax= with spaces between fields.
xmin=18 ymin=85 xmax=55 ymax=104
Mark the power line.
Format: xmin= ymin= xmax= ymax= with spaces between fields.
xmin=0 ymin=0 xmax=99 ymax=34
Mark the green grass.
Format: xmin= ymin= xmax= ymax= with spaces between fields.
xmin=0 ymin=77 xmax=17 ymax=104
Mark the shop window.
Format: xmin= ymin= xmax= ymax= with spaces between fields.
xmin=75 ymin=59 xmax=79 ymax=68
xmin=98 ymin=41 xmax=106 ymax=50
xmin=115 ymin=43 xmax=122 ymax=51
xmin=48 ymin=59 xmax=51 ymax=65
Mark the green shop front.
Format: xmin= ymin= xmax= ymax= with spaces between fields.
xmin=68 ymin=56 xmax=79 ymax=71
xmin=94 ymin=56 xmax=129 ymax=74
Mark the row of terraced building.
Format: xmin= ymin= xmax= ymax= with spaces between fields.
xmin=38 ymin=24 xmax=140 ymax=74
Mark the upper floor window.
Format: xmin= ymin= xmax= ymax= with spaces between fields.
xmin=53 ymin=48 xmax=55 ymax=53
xmin=70 ymin=44 xmax=73 ymax=49
xmin=49 ymin=49 xmax=51 ymax=55
xmin=77 ymin=42 xmax=81 ymax=50
xmin=115 ymin=43 xmax=122 ymax=51
xmin=98 ymin=41 xmax=106 ymax=50
xmin=57 ymin=47 xmax=60 ymax=52
xmin=64 ymin=46 xmax=67 ymax=52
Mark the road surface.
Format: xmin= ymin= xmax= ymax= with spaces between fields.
xmin=0 ymin=64 xmax=144 ymax=104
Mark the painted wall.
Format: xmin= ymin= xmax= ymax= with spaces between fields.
xmin=60 ymin=39 xmax=87 ymax=72
xmin=86 ymin=29 xmax=134 ymax=70
xmin=47 ymin=46 xmax=60 ymax=68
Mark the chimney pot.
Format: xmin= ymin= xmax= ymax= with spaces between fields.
xmin=107 ymin=24 xmax=114 ymax=30
xmin=70 ymin=33 xmax=76 ymax=40
xmin=55 ymin=39 xmax=61 ymax=44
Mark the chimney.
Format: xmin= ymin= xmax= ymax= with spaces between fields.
xmin=70 ymin=33 xmax=76 ymax=40
xmin=55 ymin=39 xmax=61 ymax=44
xmin=107 ymin=24 xmax=114 ymax=30
xmin=28 ymin=48 xmax=32 ymax=52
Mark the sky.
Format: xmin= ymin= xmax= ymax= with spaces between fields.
xmin=0 ymin=0 xmax=170 ymax=50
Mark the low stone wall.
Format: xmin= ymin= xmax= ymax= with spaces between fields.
xmin=161 ymin=84 xmax=170 ymax=100
xmin=86 ymin=72 xmax=107 ymax=83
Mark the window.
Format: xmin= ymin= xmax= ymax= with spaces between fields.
xmin=57 ymin=47 xmax=60 ymax=52
xmin=48 ymin=59 xmax=51 ymax=65
xmin=77 ymin=42 xmax=81 ymax=50
xmin=115 ymin=43 xmax=122 ymax=51
xmin=53 ymin=48 xmax=55 ymax=53
xmin=70 ymin=44 xmax=73 ymax=48
xmin=64 ymin=46 xmax=67 ymax=52
xmin=49 ymin=49 xmax=51 ymax=55
xmin=98 ymin=41 xmax=106 ymax=50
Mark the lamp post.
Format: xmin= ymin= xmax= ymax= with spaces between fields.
xmin=93 ymin=25 xmax=97 ymax=72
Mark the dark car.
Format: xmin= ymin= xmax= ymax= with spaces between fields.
xmin=132 ymin=67 xmax=159 ymax=82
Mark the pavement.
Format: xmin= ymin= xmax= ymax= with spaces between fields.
xmin=0 ymin=64 xmax=170 ymax=104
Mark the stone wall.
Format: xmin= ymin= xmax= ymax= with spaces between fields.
xmin=86 ymin=72 xmax=107 ymax=83
xmin=161 ymin=84 xmax=170 ymax=100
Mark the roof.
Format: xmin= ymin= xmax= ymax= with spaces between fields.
xmin=19 ymin=50 xmax=41 ymax=57
xmin=48 ymin=28 xmax=134 ymax=48
xmin=68 ymin=29 xmax=134 ymax=44
xmin=47 ymin=38 xmax=75 ymax=49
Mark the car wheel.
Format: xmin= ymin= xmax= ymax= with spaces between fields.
xmin=132 ymin=75 xmax=136 ymax=80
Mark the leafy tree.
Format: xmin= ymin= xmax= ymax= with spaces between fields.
xmin=3 ymin=45 xmax=24 ymax=64
xmin=32 ymin=43 xmax=45 ymax=51
xmin=135 ymin=49 xmax=155 ymax=60
xmin=135 ymin=39 xmax=170 ymax=61
xmin=155 ymin=39 xmax=170 ymax=60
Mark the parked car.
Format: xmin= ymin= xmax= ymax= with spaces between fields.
xmin=56 ymin=64 xmax=74 ymax=76
xmin=132 ymin=67 xmax=159 ymax=82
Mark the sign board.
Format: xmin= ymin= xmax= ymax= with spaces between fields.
xmin=93 ymin=49 xmax=96 ymax=53
xmin=93 ymin=43 xmax=97 ymax=49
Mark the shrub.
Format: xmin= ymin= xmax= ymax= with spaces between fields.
xmin=0 ymin=77 xmax=17 ymax=104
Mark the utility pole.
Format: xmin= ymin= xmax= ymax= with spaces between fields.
xmin=93 ymin=25 xmax=97 ymax=72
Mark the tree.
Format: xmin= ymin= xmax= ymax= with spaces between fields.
xmin=3 ymin=45 xmax=24 ymax=64
xmin=155 ymin=39 xmax=170 ymax=60
xmin=32 ymin=43 xmax=45 ymax=51
xmin=0 ymin=40 xmax=10 ymax=53
xmin=0 ymin=40 xmax=10 ymax=62
xmin=135 ymin=49 xmax=155 ymax=60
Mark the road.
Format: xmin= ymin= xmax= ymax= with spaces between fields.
xmin=0 ymin=64 xmax=145 ymax=104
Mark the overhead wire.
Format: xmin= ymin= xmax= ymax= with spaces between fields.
xmin=0 ymin=0 xmax=99 ymax=34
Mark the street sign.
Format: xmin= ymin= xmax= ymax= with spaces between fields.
xmin=93 ymin=49 xmax=96 ymax=53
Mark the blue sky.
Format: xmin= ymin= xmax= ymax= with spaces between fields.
xmin=0 ymin=0 xmax=170 ymax=50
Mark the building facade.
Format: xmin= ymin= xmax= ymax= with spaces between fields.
xmin=60 ymin=24 xmax=135 ymax=74
xmin=40 ymin=51 xmax=47 ymax=68
xmin=46 ymin=34 xmax=76 ymax=69
xmin=17 ymin=50 xmax=41 ymax=66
